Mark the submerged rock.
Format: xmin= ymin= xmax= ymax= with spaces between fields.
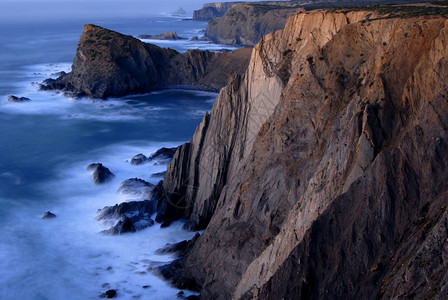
xmin=86 ymin=163 xmax=114 ymax=184
xmin=118 ymin=178 xmax=154 ymax=199
xmin=7 ymin=95 xmax=30 ymax=102
xmin=42 ymin=211 xmax=56 ymax=219
xmin=99 ymin=289 xmax=117 ymax=298
xmin=148 ymin=147 xmax=177 ymax=163
xmin=130 ymin=153 xmax=147 ymax=165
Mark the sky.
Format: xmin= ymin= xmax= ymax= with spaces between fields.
xmin=0 ymin=0 xmax=285 ymax=22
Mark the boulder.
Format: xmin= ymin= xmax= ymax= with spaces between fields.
xmin=99 ymin=289 xmax=117 ymax=298
xmin=118 ymin=178 xmax=154 ymax=199
xmin=148 ymin=147 xmax=177 ymax=163
xmin=42 ymin=211 xmax=56 ymax=219
xmin=130 ymin=153 xmax=147 ymax=165
xmin=86 ymin=163 xmax=114 ymax=184
xmin=97 ymin=200 xmax=156 ymax=234
xmin=7 ymin=95 xmax=30 ymax=102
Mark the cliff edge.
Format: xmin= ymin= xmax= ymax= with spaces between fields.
xmin=41 ymin=25 xmax=251 ymax=99
xmin=157 ymin=5 xmax=448 ymax=299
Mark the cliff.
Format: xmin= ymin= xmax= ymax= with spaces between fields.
xmin=157 ymin=5 xmax=448 ymax=299
xmin=41 ymin=25 xmax=252 ymax=99
xmin=193 ymin=2 xmax=242 ymax=20
xmin=204 ymin=2 xmax=302 ymax=46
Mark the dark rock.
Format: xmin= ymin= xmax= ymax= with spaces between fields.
xmin=148 ymin=147 xmax=177 ymax=163
xmin=130 ymin=153 xmax=147 ymax=165
xmin=137 ymin=32 xmax=186 ymax=40
xmin=118 ymin=178 xmax=154 ymax=199
xmin=51 ymin=71 xmax=67 ymax=77
xmin=7 ymin=95 xmax=31 ymax=102
xmin=97 ymin=199 xmax=156 ymax=221
xmin=40 ymin=24 xmax=251 ymax=99
xmin=101 ymin=215 xmax=136 ymax=235
xmin=191 ymin=36 xmax=199 ymax=41
xmin=186 ymin=296 xmax=199 ymax=300
xmin=151 ymin=171 xmax=166 ymax=178
xmin=87 ymin=163 xmax=114 ymax=184
xmin=42 ymin=211 xmax=56 ymax=219
xmin=105 ymin=289 xmax=116 ymax=298
xmin=156 ymin=233 xmax=200 ymax=256
xmin=97 ymin=200 xmax=156 ymax=234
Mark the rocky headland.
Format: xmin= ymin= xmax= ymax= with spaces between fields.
xmin=153 ymin=4 xmax=448 ymax=299
xmin=193 ymin=2 xmax=242 ymax=20
xmin=204 ymin=2 xmax=303 ymax=46
xmin=40 ymin=24 xmax=251 ymax=99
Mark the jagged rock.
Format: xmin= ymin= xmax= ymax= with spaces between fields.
xmin=151 ymin=171 xmax=166 ymax=178
xmin=129 ymin=153 xmax=147 ymax=165
xmin=137 ymin=32 xmax=186 ymax=40
xmin=97 ymin=199 xmax=156 ymax=234
xmin=157 ymin=6 xmax=448 ymax=299
xmin=42 ymin=211 xmax=56 ymax=219
xmin=7 ymin=95 xmax=30 ymax=102
xmin=87 ymin=163 xmax=114 ymax=184
xmin=118 ymin=178 xmax=154 ymax=199
xmin=40 ymin=24 xmax=251 ymax=99
xmin=156 ymin=233 xmax=200 ymax=256
xmin=147 ymin=147 xmax=177 ymax=163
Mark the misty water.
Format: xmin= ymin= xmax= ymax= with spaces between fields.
xmin=0 ymin=11 xmax=234 ymax=300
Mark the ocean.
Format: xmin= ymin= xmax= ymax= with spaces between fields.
xmin=0 ymin=13 xmax=234 ymax=300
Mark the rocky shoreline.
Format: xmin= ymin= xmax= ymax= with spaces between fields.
xmin=36 ymin=2 xmax=448 ymax=299
xmin=152 ymin=5 xmax=448 ymax=299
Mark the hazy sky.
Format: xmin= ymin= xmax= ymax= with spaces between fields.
xmin=1 ymin=0 xmax=283 ymax=22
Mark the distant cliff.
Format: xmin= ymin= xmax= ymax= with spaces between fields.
xmin=156 ymin=5 xmax=448 ymax=299
xmin=193 ymin=2 xmax=241 ymax=20
xmin=41 ymin=25 xmax=251 ymax=99
xmin=204 ymin=2 xmax=302 ymax=46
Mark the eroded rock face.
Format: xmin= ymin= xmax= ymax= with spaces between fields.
xmin=158 ymin=7 xmax=448 ymax=299
xmin=40 ymin=25 xmax=251 ymax=99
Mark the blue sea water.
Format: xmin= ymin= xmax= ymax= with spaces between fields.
xmin=0 ymin=13 xmax=231 ymax=300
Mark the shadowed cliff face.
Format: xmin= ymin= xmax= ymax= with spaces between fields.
xmin=41 ymin=25 xmax=252 ymax=99
xmin=158 ymin=7 xmax=448 ymax=299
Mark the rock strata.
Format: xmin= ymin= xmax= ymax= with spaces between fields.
xmin=156 ymin=6 xmax=448 ymax=299
xmin=40 ymin=25 xmax=251 ymax=99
